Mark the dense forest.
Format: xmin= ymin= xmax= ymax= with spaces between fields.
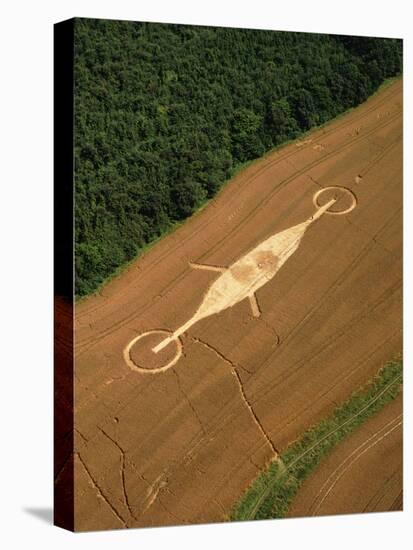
xmin=74 ymin=19 xmax=402 ymax=296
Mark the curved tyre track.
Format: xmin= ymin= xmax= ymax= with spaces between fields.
xmin=287 ymin=395 xmax=403 ymax=518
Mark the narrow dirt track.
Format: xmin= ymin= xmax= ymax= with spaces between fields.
xmin=287 ymin=395 xmax=403 ymax=518
xmin=72 ymin=80 xmax=402 ymax=530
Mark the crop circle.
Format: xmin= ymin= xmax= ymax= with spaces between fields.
xmin=313 ymin=186 xmax=357 ymax=215
xmin=123 ymin=329 xmax=182 ymax=374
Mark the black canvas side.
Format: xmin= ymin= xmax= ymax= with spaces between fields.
xmin=53 ymin=17 xmax=75 ymax=533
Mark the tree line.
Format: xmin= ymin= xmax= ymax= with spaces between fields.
xmin=74 ymin=18 xmax=402 ymax=296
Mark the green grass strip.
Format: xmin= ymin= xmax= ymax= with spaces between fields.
xmin=231 ymin=358 xmax=402 ymax=521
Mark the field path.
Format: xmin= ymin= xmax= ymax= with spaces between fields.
xmin=72 ymin=80 xmax=402 ymax=530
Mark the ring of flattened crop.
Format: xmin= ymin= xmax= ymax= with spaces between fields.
xmin=124 ymin=329 xmax=183 ymax=374
xmin=313 ymin=186 xmax=357 ymax=215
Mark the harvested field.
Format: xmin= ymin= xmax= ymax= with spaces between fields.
xmin=287 ymin=394 xmax=403 ymax=518
xmin=231 ymin=360 xmax=402 ymax=521
xmin=72 ymin=79 xmax=402 ymax=530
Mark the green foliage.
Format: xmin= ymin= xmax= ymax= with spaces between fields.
xmin=74 ymin=19 xmax=402 ymax=296
xmin=232 ymin=108 xmax=265 ymax=161
xmin=231 ymin=359 xmax=403 ymax=521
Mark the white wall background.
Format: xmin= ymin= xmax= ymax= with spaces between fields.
xmin=0 ymin=0 xmax=411 ymax=548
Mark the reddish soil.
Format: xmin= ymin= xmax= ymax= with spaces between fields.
xmin=72 ymin=80 xmax=402 ymax=530
xmin=287 ymin=395 xmax=403 ymax=518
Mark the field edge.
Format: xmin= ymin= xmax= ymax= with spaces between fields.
xmin=75 ymin=75 xmax=402 ymax=302
xmin=231 ymin=357 xmax=403 ymax=522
